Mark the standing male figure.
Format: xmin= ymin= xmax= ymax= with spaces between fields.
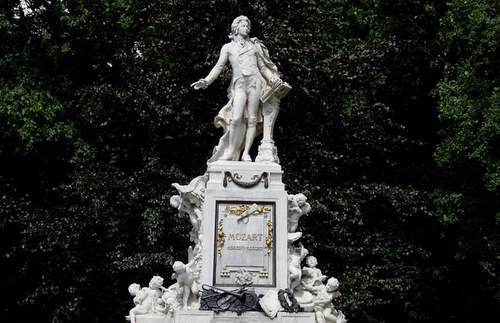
xmin=191 ymin=15 xmax=282 ymax=162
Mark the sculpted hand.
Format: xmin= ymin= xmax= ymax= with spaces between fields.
xmin=190 ymin=79 xmax=208 ymax=90
xmin=270 ymin=76 xmax=282 ymax=86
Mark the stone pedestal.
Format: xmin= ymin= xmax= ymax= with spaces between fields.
xmin=201 ymin=161 xmax=288 ymax=295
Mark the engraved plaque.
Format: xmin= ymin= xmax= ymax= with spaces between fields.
xmin=213 ymin=201 xmax=276 ymax=287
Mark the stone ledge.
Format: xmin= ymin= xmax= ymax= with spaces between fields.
xmin=206 ymin=161 xmax=284 ymax=191
xmin=126 ymin=311 xmax=316 ymax=323
xmin=176 ymin=310 xmax=315 ymax=323
xmin=206 ymin=161 xmax=282 ymax=172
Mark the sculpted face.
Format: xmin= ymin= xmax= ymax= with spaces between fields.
xmin=170 ymin=195 xmax=181 ymax=209
xmin=237 ymin=20 xmax=250 ymax=37
xmin=326 ymin=277 xmax=340 ymax=292
xmin=128 ymin=283 xmax=140 ymax=296
xmin=172 ymin=261 xmax=186 ymax=273
xmin=295 ymin=193 xmax=307 ymax=206
xmin=149 ymin=275 xmax=164 ymax=289
xmin=231 ymin=16 xmax=251 ymax=38
xmin=306 ymin=256 xmax=318 ymax=267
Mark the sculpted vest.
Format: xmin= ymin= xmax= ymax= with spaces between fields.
xmin=227 ymin=42 xmax=260 ymax=80
xmin=203 ymin=39 xmax=277 ymax=87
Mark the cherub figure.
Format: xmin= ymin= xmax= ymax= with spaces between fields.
xmin=172 ymin=255 xmax=201 ymax=310
xmin=301 ymin=256 xmax=328 ymax=293
xmin=288 ymin=243 xmax=309 ymax=292
xmin=156 ymin=283 xmax=182 ymax=315
xmin=128 ymin=276 xmax=164 ymax=323
xmin=313 ymin=278 xmax=346 ymax=323
xmin=287 ymin=193 xmax=311 ymax=233
xmin=170 ymin=175 xmax=208 ymax=244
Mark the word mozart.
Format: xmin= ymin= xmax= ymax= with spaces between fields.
xmin=226 ymin=232 xmax=264 ymax=242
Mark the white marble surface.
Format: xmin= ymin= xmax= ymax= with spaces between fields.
xmin=127 ymin=163 xmax=348 ymax=322
xmin=201 ymin=161 xmax=288 ymax=295
xmin=125 ymin=314 xmax=173 ymax=323
xmin=191 ymin=16 xmax=289 ymax=163
xmin=214 ymin=200 xmax=276 ymax=287
xmin=127 ymin=311 xmax=316 ymax=323
xmin=205 ymin=160 xmax=284 ymax=191
xmin=175 ymin=311 xmax=315 ymax=323
xmin=127 ymin=276 xmax=165 ymax=323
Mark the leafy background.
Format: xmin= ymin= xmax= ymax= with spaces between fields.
xmin=0 ymin=0 xmax=498 ymax=322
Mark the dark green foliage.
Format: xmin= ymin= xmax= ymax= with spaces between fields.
xmin=429 ymin=0 xmax=500 ymax=321
xmin=0 ymin=0 xmax=498 ymax=322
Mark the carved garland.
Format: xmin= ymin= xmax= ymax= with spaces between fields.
xmin=265 ymin=220 xmax=273 ymax=255
xmin=217 ymin=219 xmax=225 ymax=257
xmin=223 ymin=172 xmax=269 ymax=189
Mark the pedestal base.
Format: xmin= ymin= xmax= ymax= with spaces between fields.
xmin=255 ymin=140 xmax=280 ymax=164
xmin=126 ymin=314 xmax=173 ymax=323
xmin=126 ymin=311 xmax=316 ymax=323
xmin=176 ymin=310 xmax=316 ymax=323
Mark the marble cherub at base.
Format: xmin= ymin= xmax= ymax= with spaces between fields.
xmin=126 ymin=184 xmax=348 ymax=323
xmin=128 ymin=276 xmax=166 ymax=323
xmin=286 ymin=192 xmax=347 ymax=323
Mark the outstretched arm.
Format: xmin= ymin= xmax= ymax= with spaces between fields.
xmin=191 ymin=44 xmax=229 ymax=90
